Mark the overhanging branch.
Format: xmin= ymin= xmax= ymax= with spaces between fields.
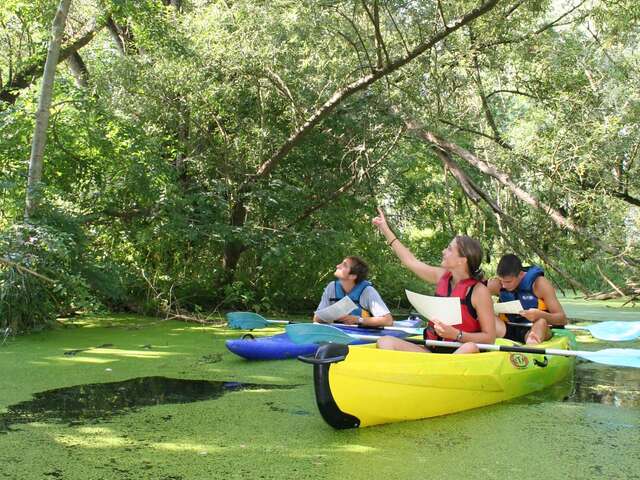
xmin=240 ymin=0 xmax=502 ymax=192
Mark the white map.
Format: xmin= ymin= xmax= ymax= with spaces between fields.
xmin=493 ymin=300 xmax=524 ymax=315
xmin=314 ymin=296 xmax=358 ymax=323
xmin=405 ymin=289 xmax=462 ymax=326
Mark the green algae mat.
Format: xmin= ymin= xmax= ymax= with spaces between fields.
xmin=1 ymin=302 xmax=639 ymax=480
xmin=561 ymin=296 xmax=640 ymax=322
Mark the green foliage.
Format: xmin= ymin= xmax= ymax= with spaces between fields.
xmin=0 ymin=220 xmax=96 ymax=332
xmin=2 ymin=0 xmax=640 ymax=325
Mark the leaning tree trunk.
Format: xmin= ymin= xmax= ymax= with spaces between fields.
xmin=67 ymin=51 xmax=89 ymax=88
xmin=0 ymin=9 xmax=100 ymax=108
xmin=399 ymin=113 xmax=640 ymax=268
xmin=224 ymin=0 xmax=503 ymax=278
xmin=429 ymin=146 xmax=592 ymax=295
xmin=25 ymin=0 xmax=72 ymax=219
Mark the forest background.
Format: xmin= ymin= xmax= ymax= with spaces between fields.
xmin=1 ymin=0 xmax=639 ymax=332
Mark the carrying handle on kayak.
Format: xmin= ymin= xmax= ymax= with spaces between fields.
xmin=533 ymin=356 xmax=548 ymax=368
xmin=297 ymin=353 xmax=347 ymax=365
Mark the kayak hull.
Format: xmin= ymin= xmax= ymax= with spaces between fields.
xmin=305 ymin=334 xmax=575 ymax=428
xmin=225 ymin=323 xmax=413 ymax=361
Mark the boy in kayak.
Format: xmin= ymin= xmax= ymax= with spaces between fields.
xmin=371 ymin=208 xmax=495 ymax=353
xmin=487 ymin=254 xmax=567 ymax=345
xmin=313 ymin=256 xmax=394 ymax=327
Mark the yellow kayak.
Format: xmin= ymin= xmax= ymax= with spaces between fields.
xmin=303 ymin=333 xmax=575 ymax=428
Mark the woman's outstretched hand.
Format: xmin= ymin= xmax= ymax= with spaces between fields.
xmin=372 ymin=206 xmax=390 ymax=234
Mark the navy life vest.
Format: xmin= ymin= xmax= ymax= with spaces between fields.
xmin=499 ymin=266 xmax=548 ymax=323
xmin=331 ymin=280 xmax=372 ymax=317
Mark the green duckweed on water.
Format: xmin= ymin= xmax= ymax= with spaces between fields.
xmin=0 ymin=301 xmax=639 ymax=480
xmin=561 ymin=296 xmax=640 ymax=322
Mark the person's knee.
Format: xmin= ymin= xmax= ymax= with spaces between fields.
xmin=454 ymin=342 xmax=479 ymax=354
xmin=377 ymin=336 xmax=397 ymax=350
xmin=535 ymin=318 xmax=548 ymax=329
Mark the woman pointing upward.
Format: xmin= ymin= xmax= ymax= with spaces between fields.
xmin=372 ymin=207 xmax=495 ymax=353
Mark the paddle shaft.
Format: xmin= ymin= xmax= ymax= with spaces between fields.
xmin=423 ymin=340 xmax=589 ymax=358
xmin=506 ymin=321 xmax=583 ymax=331
xmin=330 ymin=331 xmax=587 ymax=358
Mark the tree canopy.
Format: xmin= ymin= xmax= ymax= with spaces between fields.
xmin=1 ymin=0 xmax=639 ymax=330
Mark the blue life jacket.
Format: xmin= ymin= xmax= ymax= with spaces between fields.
xmin=331 ymin=280 xmax=372 ymax=317
xmin=499 ymin=266 xmax=547 ymax=323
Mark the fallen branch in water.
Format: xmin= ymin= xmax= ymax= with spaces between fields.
xmin=0 ymin=257 xmax=55 ymax=283
xmin=584 ymin=290 xmax=627 ymax=301
xmin=165 ymin=311 xmax=221 ymax=325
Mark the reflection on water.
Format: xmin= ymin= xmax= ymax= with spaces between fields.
xmin=514 ymin=362 xmax=640 ymax=408
xmin=0 ymin=376 xmax=297 ymax=433
xmin=569 ymin=363 xmax=640 ymax=407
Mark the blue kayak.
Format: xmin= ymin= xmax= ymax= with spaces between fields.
xmin=225 ymin=320 xmax=421 ymax=361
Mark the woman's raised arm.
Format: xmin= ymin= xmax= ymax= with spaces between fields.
xmin=372 ymin=207 xmax=444 ymax=284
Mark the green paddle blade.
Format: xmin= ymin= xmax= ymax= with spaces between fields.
xmin=226 ymin=312 xmax=270 ymax=330
xmin=286 ymin=324 xmax=368 ymax=345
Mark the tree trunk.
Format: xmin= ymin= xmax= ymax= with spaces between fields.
xmin=221 ymin=198 xmax=249 ymax=281
xmin=67 ymin=51 xmax=88 ymax=87
xmin=0 ymin=17 xmax=100 ymax=107
xmin=106 ymin=16 xmax=126 ymax=55
xmin=25 ymin=0 xmax=72 ymax=219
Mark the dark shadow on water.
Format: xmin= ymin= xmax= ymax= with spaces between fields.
xmin=0 ymin=376 xmax=298 ymax=433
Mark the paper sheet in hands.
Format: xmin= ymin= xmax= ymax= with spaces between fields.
xmin=493 ymin=300 xmax=523 ymax=315
xmin=405 ymin=289 xmax=461 ymax=326
xmin=315 ymin=296 xmax=357 ymax=323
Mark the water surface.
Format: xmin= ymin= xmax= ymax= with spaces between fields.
xmin=0 ymin=376 xmax=297 ymax=433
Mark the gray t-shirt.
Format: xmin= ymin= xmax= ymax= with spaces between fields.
xmin=316 ymin=282 xmax=391 ymax=317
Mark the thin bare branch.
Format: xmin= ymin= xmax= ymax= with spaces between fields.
xmin=469 ymin=28 xmax=512 ymax=149
xmin=0 ymin=257 xmax=56 ymax=283
xmin=485 ymin=89 xmax=538 ymax=100
xmin=436 ymin=0 xmax=449 ymax=28
xmin=438 ymin=117 xmax=503 ymax=144
xmin=361 ymin=0 xmax=390 ymax=68
xmin=382 ymin=3 xmax=411 ymax=57
xmin=534 ymin=0 xmax=587 ymax=34
xmin=334 ymin=7 xmax=375 ymax=72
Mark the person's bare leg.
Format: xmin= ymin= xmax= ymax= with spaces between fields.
xmin=495 ymin=317 xmax=506 ymax=338
xmin=525 ymin=319 xmax=550 ymax=345
xmin=377 ymin=336 xmax=429 ymax=352
xmin=453 ymin=342 xmax=479 ymax=354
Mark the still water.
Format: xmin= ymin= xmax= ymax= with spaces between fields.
xmin=2 ymin=359 xmax=637 ymax=434
xmin=0 ymin=377 xmax=297 ymax=433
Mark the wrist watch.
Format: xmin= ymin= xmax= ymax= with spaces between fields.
xmin=456 ymin=330 xmax=463 ymax=342
xmin=357 ymin=317 xmax=364 ymax=326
